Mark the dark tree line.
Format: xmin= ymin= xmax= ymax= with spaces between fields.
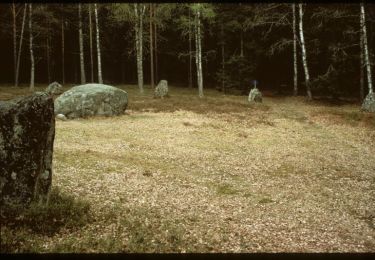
xmin=0 ymin=3 xmax=374 ymax=101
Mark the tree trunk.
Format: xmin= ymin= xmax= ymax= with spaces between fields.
xmin=134 ymin=4 xmax=144 ymax=93
xmin=293 ymin=3 xmax=298 ymax=96
xmin=149 ymin=3 xmax=154 ymax=89
xmin=61 ymin=12 xmax=65 ymax=85
xmin=46 ymin=22 xmax=51 ymax=83
xmin=298 ymin=3 xmax=312 ymax=101
xmin=78 ymin=3 xmax=86 ymax=84
xmin=12 ymin=3 xmax=17 ymax=86
xmin=361 ymin=3 xmax=373 ymax=94
xmin=154 ymin=10 xmax=158 ymax=84
xmin=195 ymin=7 xmax=203 ymax=98
xmin=94 ymin=3 xmax=103 ymax=84
xmin=188 ymin=7 xmax=193 ymax=88
xmin=29 ymin=4 xmax=34 ymax=92
xmin=221 ymin=23 xmax=225 ymax=93
xmin=89 ymin=4 xmax=94 ymax=83
xmin=360 ymin=23 xmax=365 ymax=101
xmin=15 ymin=3 xmax=27 ymax=87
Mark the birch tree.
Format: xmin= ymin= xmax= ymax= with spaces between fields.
xmin=89 ymin=4 xmax=94 ymax=83
xmin=193 ymin=4 xmax=203 ymax=98
xmin=12 ymin=3 xmax=17 ymax=85
xmin=149 ymin=3 xmax=155 ymax=89
xmin=15 ymin=3 xmax=27 ymax=87
xmin=292 ymin=3 xmax=298 ymax=96
xmin=29 ymin=3 xmax=34 ymax=91
xmin=94 ymin=3 xmax=103 ymax=84
xmin=360 ymin=3 xmax=373 ymax=95
xmin=61 ymin=9 xmax=65 ymax=85
xmin=134 ymin=3 xmax=146 ymax=93
xmin=298 ymin=3 xmax=312 ymax=100
xmin=78 ymin=3 xmax=86 ymax=84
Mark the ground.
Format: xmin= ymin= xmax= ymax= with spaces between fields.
xmin=1 ymin=85 xmax=375 ymax=253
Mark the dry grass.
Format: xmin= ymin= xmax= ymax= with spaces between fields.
xmin=1 ymin=84 xmax=375 ymax=252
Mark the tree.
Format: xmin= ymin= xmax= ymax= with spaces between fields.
xmin=78 ymin=3 xmax=86 ymax=84
xmin=94 ymin=3 xmax=103 ymax=84
xmin=29 ymin=3 xmax=34 ymax=91
xmin=360 ymin=2 xmax=373 ymax=95
xmin=15 ymin=3 xmax=27 ymax=87
xmin=149 ymin=3 xmax=154 ymax=89
xmin=292 ymin=3 xmax=298 ymax=96
xmin=89 ymin=4 xmax=94 ymax=83
xmin=298 ymin=3 xmax=313 ymax=100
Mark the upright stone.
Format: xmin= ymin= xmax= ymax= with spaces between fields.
xmin=248 ymin=87 xmax=263 ymax=103
xmin=45 ymin=81 xmax=63 ymax=95
xmin=0 ymin=93 xmax=55 ymax=209
xmin=362 ymin=93 xmax=375 ymax=113
xmin=154 ymin=80 xmax=169 ymax=98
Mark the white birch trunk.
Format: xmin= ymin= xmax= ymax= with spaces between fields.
xmin=188 ymin=7 xmax=193 ymax=88
xmin=94 ymin=3 xmax=103 ymax=84
xmin=78 ymin=3 xmax=86 ymax=84
xmin=293 ymin=3 xmax=298 ymax=96
xmin=89 ymin=4 xmax=94 ymax=83
xmin=134 ymin=4 xmax=144 ymax=93
xmin=29 ymin=4 xmax=34 ymax=91
xmin=62 ymin=12 xmax=65 ymax=85
xmin=149 ymin=3 xmax=154 ymax=89
xmin=15 ymin=3 xmax=27 ymax=87
xmin=361 ymin=3 xmax=373 ymax=94
xmin=196 ymin=7 xmax=203 ymax=98
xmin=298 ymin=3 xmax=312 ymax=100
xmin=360 ymin=22 xmax=365 ymax=101
xmin=12 ymin=3 xmax=17 ymax=85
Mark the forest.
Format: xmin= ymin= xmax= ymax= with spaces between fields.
xmin=0 ymin=2 xmax=375 ymax=253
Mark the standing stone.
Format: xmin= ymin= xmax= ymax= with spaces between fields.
xmin=0 ymin=93 xmax=55 ymax=209
xmin=248 ymin=87 xmax=263 ymax=103
xmin=362 ymin=93 xmax=375 ymax=112
xmin=154 ymin=80 xmax=169 ymax=98
xmin=54 ymin=84 xmax=128 ymax=119
xmin=45 ymin=81 xmax=63 ymax=95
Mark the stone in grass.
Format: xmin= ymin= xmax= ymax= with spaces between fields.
xmin=45 ymin=81 xmax=63 ymax=95
xmin=56 ymin=114 xmax=67 ymax=121
xmin=0 ymin=92 xmax=55 ymax=209
xmin=154 ymin=80 xmax=169 ymax=98
xmin=54 ymin=83 xmax=128 ymax=119
xmin=248 ymin=87 xmax=263 ymax=103
xmin=361 ymin=92 xmax=375 ymax=113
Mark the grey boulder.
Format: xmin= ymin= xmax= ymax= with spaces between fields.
xmin=0 ymin=93 xmax=55 ymax=209
xmin=54 ymin=84 xmax=128 ymax=119
xmin=154 ymin=80 xmax=169 ymax=98
xmin=248 ymin=87 xmax=263 ymax=103
xmin=362 ymin=92 xmax=375 ymax=113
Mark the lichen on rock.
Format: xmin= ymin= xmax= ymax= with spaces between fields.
xmin=0 ymin=92 xmax=55 ymax=210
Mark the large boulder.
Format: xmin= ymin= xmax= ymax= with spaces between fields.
xmin=248 ymin=87 xmax=263 ymax=103
xmin=154 ymin=80 xmax=169 ymax=98
xmin=362 ymin=92 xmax=375 ymax=113
xmin=45 ymin=81 xmax=63 ymax=95
xmin=54 ymin=84 xmax=128 ymax=119
xmin=0 ymin=93 xmax=55 ymax=209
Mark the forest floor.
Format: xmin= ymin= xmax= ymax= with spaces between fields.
xmin=1 ymin=85 xmax=375 ymax=252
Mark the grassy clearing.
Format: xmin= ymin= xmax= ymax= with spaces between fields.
xmin=1 ymin=84 xmax=375 ymax=252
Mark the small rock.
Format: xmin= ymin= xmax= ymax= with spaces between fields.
xmin=45 ymin=81 xmax=63 ymax=95
xmin=56 ymin=114 xmax=67 ymax=121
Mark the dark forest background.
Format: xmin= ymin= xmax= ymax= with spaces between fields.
xmin=0 ymin=2 xmax=374 ymax=98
